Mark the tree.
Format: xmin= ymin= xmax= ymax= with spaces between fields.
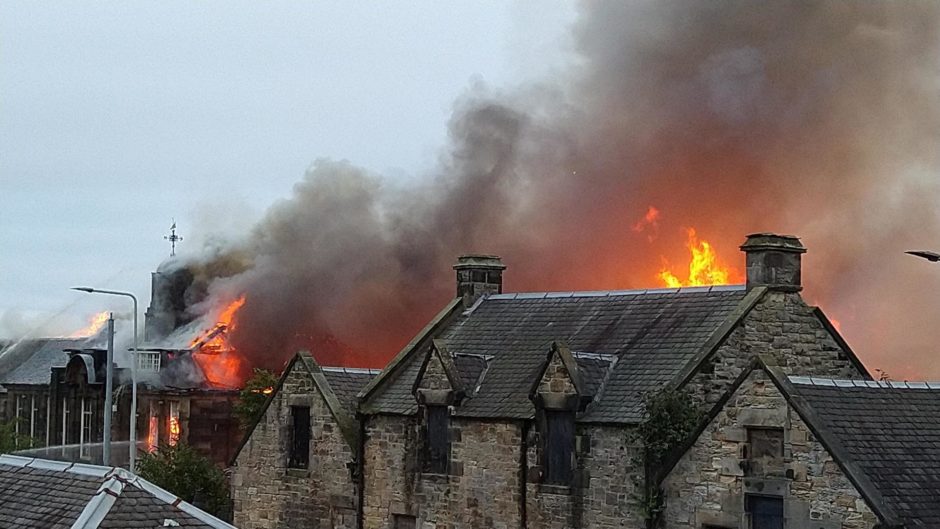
xmin=137 ymin=443 xmax=230 ymax=518
xmin=0 ymin=418 xmax=32 ymax=454
xmin=233 ymin=368 xmax=277 ymax=428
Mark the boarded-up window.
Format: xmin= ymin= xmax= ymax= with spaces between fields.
xmin=746 ymin=495 xmax=784 ymax=529
xmin=288 ymin=405 xmax=310 ymax=469
xmin=392 ymin=514 xmax=416 ymax=529
xmin=425 ymin=405 xmax=449 ymax=474
xmin=543 ymin=410 xmax=575 ymax=485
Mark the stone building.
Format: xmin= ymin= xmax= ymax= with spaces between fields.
xmin=0 ymin=257 xmax=246 ymax=468
xmin=660 ymin=358 xmax=940 ymax=528
xmin=352 ymin=232 xmax=869 ymax=529
xmin=230 ymin=350 xmax=379 ymax=529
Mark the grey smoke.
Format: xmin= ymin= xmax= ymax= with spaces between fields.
xmin=186 ymin=1 xmax=940 ymax=377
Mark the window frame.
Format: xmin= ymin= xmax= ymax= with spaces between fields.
xmin=288 ymin=405 xmax=311 ymax=469
xmin=423 ymin=404 xmax=450 ymax=474
xmin=745 ymin=494 xmax=784 ymax=529
xmin=541 ymin=409 xmax=576 ymax=485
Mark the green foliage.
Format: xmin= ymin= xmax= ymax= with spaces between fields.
xmin=0 ymin=418 xmax=33 ymax=454
xmin=233 ymin=368 xmax=278 ymax=428
xmin=137 ymin=443 xmax=230 ymax=517
xmin=631 ymin=387 xmax=703 ymax=525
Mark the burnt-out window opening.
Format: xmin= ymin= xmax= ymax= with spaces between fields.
xmin=746 ymin=494 xmax=784 ymax=529
xmin=542 ymin=410 xmax=575 ymax=485
xmin=392 ymin=514 xmax=416 ymax=529
xmin=168 ymin=400 xmax=181 ymax=446
xmin=288 ymin=405 xmax=310 ymax=469
xmin=424 ymin=405 xmax=450 ymax=474
xmin=747 ymin=427 xmax=784 ymax=459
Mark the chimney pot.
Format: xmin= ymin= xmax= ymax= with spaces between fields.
xmin=740 ymin=233 xmax=806 ymax=292
xmin=453 ymin=254 xmax=506 ymax=306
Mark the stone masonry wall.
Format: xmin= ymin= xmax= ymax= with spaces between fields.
xmin=362 ymin=414 xmax=523 ymax=529
xmin=525 ymin=424 xmax=646 ymax=529
xmin=232 ymin=364 xmax=358 ymax=529
xmin=662 ymin=370 xmax=879 ymax=529
xmin=536 ymin=351 xmax=577 ymax=396
xmin=687 ymin=291 xmax=865 ymax=409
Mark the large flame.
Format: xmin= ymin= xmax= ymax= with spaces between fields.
xmin=658 ymin=228 xmax=741 ymax=288
xmin=69 ymin=311 xmax=110 ymax=338
xmin=190 ymin=296 xmax=246 ymax=388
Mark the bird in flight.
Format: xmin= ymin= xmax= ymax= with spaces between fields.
xmin=906 ymin=250 xmax=940 ymax=262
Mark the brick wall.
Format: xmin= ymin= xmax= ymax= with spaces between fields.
xmin=232 ymin=364 xmax=358 ymax=529
xmin=662 ymin=369 xmax=879 ymax=529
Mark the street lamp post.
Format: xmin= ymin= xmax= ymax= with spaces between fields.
xmin=72 ymin=287 xmax=139 ymax=471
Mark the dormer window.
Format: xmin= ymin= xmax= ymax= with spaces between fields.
xmin=424 ymin=404 xmax=450 ymax=474
xmin=542 ymin=409 xmax=575 ymax=485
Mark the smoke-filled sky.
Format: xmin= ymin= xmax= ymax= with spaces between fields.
xmin=4 ymin=2 xmax=940 ymax=380
xmin=0 ymin=2 xmax=574 ymax=334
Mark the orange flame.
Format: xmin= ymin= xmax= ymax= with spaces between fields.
xmin=168 ymin=416 xmax=180 ymax=446
xmin=69 ymin=311 xmax=110 ymax=338
xmin=658 ymin=228 xmax=741 ymax=287
xmin=147 ymin=413 xmax=158 ymax=452
xmin=190 ymin=296 xmax=246 ymax=388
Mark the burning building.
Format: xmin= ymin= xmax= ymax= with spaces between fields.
xmin=0 ymin=258 xmax=249 ymax=467
xmin=230 ymin=233 xmax=881 ymax=529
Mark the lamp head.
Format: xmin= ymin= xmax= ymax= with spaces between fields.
xmin=71 ymin=287 xmax=95 ymax=293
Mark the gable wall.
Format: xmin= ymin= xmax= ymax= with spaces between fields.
xmin=687 ymin=291 xmax=864 ymax=409
xmin=232 ymin=364 xmax=358 ymax=529
xmin=662 ymin=370 xmax=878 ymax=529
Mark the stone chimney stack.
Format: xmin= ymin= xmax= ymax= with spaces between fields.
xmin=740 ymin=233 xmax=807 ymax=292
xmin=454 ymin=255 xmax=506 ymax=306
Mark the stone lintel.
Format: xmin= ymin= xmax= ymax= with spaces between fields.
xmin=417 ymin=389 xmax=454 ymax=406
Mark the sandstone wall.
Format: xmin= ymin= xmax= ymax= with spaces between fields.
xmin=662 ymin=370 xmax=879 ymax=529
xmin=362 ymin=414 xmax=523 ymax=529
xmin=688 ymin=291 xmax=865 ymax=408
xmin=232 ymin=365 xmax=358 ymax=529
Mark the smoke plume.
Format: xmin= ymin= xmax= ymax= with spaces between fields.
xmin=185 ymin=2 xmax=940 ymax=379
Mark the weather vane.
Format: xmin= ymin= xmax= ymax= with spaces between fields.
xmin=164 ymin=219 xmax=183 ymax=256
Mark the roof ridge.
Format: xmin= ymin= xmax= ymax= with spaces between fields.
xmin=788 ymin=375 xmax=940 ymax=390
xmin=0 ymin=455 xmax=236 ymax=529
xmin=320 ymin=366 xmax=382 ymax=375
xmin=485 ymin=284 xmax=745 ymax=300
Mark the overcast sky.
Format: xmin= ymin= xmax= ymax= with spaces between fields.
xmin=0 ymin=2 xmax=576 ymax=338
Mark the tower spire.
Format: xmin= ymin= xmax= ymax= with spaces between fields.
xmin=164 ymin=219 xmax=183 ymax=256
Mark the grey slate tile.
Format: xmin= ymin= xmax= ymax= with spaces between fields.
xmin=367 ymin=287 xmax=746 ymax=423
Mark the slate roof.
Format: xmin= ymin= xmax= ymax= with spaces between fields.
xmin=452 ymin=354 xmax=491 ymax=394
xmin=363 ymin=285 xmax=751 ymax=423
xmin=785 ymin=376 xmax=940 ymax=527
xmin=321 ymin=367 xmax=381 ymax=415
xmin=0 ymin=455 xmax=234 ymax=528
xmin=0 ymin=338 xmax=97 ymax=386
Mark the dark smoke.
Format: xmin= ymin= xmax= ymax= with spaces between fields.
xmin=188 ymin=1 xmax=940 ymax=379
